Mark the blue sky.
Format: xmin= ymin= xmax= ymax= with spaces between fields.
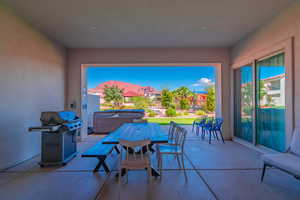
xmin=259 ymin=66 xmax=285 ymax=79
xmin=241 ymin=65 xmax=285 ymax=83
xmin=87 ymin=66 xmax=215 ymax=91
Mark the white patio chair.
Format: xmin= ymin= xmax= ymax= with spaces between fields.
xmin=157 ymin=126 xmax=187 ymax=179
xmin=118 ymin=139 xmax=152 ymax=184
xmin=168 ymin=121 xmax=178 ymax=145
xmin=261 ymin=128 xmax=300 ymax=181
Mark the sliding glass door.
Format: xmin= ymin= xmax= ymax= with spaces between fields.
xmin=256 ymin=53 xmax=285 ymax=152
xmin=234 ymin=53 xmax=286 ymax=152
xmin=234 ymin=65 xmax=254 ymax=142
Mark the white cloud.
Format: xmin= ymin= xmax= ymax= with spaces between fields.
xmin=191 ymin=78 xmax=214 ymax=87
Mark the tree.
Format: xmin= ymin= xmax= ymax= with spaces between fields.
xmin=131 ymin=96 xmax=151 ymax=109
xmin=205 ymin=86 xmax=216 ymax=112
xmin=241 ymin=82 xmax=253 ymax=116
xmin=259 ymin=80 xmax=268 ymax=102
xmin=179 ymin=99 xmax=190 ymax=110
xmin=161 ymin=89 xmax=174 ymax=108
xmin=173 ymin=86 xmax=193 ymax=109
xmin=103 ymin=85 xmax=124 ymax=108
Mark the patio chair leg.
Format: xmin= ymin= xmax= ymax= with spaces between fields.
xmin=209 ymin=131 xmax=212 ymax=144
xmin=118 ymin=167 xmax=122 ymax=184
xmin=261 ymin=163 xmax=267 ymax=182
xmin=147 ymin=167 xmax=152 ymax=183
xmin=219 ymin=130 xmax=225 ymax=143
xmin=176 ymin=154 xmax=182 ymax=169
xmin=192 ymin=122 xmax=195 ymax=133
xmin=159 ymin=155 xmax=163 ymax=179
xmin=214 ymin=130 xmax=219 ymax=140
xmin=196 ymin=126 xmax=199 ymax=136
xmin=201 ymin=128 xmax=205 ymax=139
xmin=157 ymin=153 xmax=160 ymax=169
xmin=200 ymin=128 xmax=203 ymax=138
xmin=181 ymin=154 xmax=187 ymax=180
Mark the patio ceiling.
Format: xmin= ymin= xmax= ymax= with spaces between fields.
xmin=3 ymin=0 xmax=295 ymax=48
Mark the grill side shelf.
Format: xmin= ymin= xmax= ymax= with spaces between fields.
xmin=28 ymin=125 xmax=61 ymax=132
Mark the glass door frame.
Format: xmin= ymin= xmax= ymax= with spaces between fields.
xmin=232 ymin=38 xmax=294 ymax=151
xmin=234 ymin=63 xmax=256 ymax=143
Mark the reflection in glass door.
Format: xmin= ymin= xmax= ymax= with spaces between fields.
xmin=234 ymin=65 xmax=254 ymax=142
xmin=256 ymin=53 xmax=285 ymax=152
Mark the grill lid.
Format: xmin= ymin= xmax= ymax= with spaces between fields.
xmin=40 ymin=111 xmax=79 ymax=125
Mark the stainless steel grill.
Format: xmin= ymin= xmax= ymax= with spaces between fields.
xmin=29 ymin=111 xmax=82 ymax=167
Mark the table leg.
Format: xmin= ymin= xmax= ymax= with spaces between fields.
xmin=94 ymin=157 xmax=110 ymax=173
xmin=151 ymin=166 xmax=160 ymax=177
xmin=114 ymin=146 xmax=120 ymax=154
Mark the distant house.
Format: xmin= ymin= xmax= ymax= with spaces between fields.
xmin=88 ymin=80 xmax=161 ymax=104
xmin=139 ymin=86 xmax=161 ymax=100
xmin=123 ymin=91 xmax=141 ymax=102
xmin=261 ymin=74 xmax=285 ymax=106
xmin=193 ymin=91 xmax=208 ymax=106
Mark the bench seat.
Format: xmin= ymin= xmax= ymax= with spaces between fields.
xmin=82 ymin=142 xmax=119 ymax=173
xmin=261 ymin=153 xmax=300 ymax=176
xmin=261 ymin=128 xmax=300 ymax=181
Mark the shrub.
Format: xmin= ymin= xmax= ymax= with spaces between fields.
xmin=195 ymin=110 xmax=207 ymax=116
xmin=165 ymin=107 xmax=177 ymax=117
xmin=169 ymin=103 xmax=176 ymax=109
xmin=122 ymin=105 xmax=136 ymax=109
xmin=148 ymin=110 xmax=157 ymax=117
xmin=131 ymin=96 xmax=151 ymax=109
xmin=177 ymin=112 xmax=183 ymax=116
xmin=183 ymin=111 xmax=189 ymax=116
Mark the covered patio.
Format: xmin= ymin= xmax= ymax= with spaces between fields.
xmin=1 ymin=126 xmax=300 ymax=200
xmin=1 ymin=0 xmax=300 ymax=199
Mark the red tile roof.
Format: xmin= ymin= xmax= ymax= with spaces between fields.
xmin=88 ymin=80 xmax=159 ymax=97
xmin=123 ymin=91 xmax=141 ymax=97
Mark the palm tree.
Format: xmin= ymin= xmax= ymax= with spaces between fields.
xmin=173 ymin=86 xmax=193 ymax=109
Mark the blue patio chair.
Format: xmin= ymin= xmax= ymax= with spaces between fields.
xmin=196 ymin=118 xmax=207 ymax=137
xmin=203 ymin=118 xmax=214 ymax=143
xmin=203 ymin=117 xmax=225 ymax=144
xmin=192 ymin=118 xmax=201 ymax=133
xmin=213 ymin=118 xmax=225 ymax=143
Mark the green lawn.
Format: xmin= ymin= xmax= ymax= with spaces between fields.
xmin=145 ymin=117 xmax=197 ymax=125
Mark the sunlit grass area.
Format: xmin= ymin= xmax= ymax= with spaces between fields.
xmin=145 ymin=117 xmax=197 ymax=125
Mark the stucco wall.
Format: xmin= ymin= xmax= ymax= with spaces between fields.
xmin=66 ymin=47 xmax=232 ymax=138
xmin=230 ymin=1 xmax=300 ymax=127
xmin=0 ymin=4 xmax=66 ymax=169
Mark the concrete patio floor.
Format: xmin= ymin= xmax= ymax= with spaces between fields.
xmin=0 ymin=126 xmax=299 ymax=200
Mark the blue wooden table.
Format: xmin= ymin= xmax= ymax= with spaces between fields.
xmin=102 ymin=123 xmax=168 ymax=144
xmin=102 ymin=122 xmax=168 ymax=177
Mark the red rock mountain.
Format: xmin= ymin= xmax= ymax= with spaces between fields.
xmin=88 ymin=80 xmax=159 ymax=97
